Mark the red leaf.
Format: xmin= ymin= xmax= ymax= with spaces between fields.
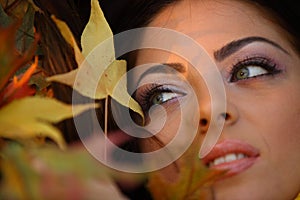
xmin=0 ymin=23 xmax=38 ymax=92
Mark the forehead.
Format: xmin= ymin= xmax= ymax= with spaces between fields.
xmin=146 ymin=0 xmax=288 ymax=54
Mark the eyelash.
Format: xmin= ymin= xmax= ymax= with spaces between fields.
xmin=135 ymin=57 xmax=281 ymax=112
xmin=136 ymin=84 xmax=180 ymax=113
xmin=229 ymin=56 xmax=282 ymax=82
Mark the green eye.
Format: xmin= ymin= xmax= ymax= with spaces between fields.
xmin=151 ymin=92 xmax=179 ymax=105
xmin=236 ymin=68 xmax=249 ymax=80
xmin=233 ymin=66 xmax=268 ymax=81
xmin=230 ymin=57 xmax=281 ymax=82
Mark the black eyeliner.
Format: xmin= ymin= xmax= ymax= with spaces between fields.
xmin=229 ymin=56 xmax=282 ymax=82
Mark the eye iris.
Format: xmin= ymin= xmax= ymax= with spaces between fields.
xmin=152 ymin=94 xmax=164 ymax=105
xmin=236 ymin=68 xmax=249 ymax=79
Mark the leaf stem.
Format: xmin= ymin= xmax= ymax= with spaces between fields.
xmin=104 ymin=97 xmax=108 ymax=162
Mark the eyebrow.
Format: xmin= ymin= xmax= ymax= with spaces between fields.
xmin=137 ymin=63 xmax=186 ymax=84
xmin=214 ymin=36 xmax=289 ymax=62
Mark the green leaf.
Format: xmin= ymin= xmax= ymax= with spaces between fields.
xmin=0 ymin=3 xmax=12 ymax=27
xmin=0 ymin=97 xmax=98 ymax=149
xmin=15 ymin=3 xmax=35 ymax=54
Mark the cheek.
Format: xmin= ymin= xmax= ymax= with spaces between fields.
xmin=262 ymin=85 xmax=300 ymax=148
xmin=143 ymin=94 xmax=199 ymax=146
xmin=139 ymin=102 xmax=183 ymax=154
xmin=262 ymin=92 xmax=300 ymax=160
xmin=147 ymin=106 xmax=183 ymax=146
xmin=219 ymin=86 xmax=300 ymax=197
xmin=259 ymin=104 xmax=300 ymax=195
xmin=238 ymin=86 xmax=300 ymax=152
xmin=237 ymin=85 xmax=300 ymax=184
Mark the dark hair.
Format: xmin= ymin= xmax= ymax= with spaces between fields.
xmin=248 ymin=0 xmax=300 ymax=52
xmin=99 ymin=0 xmax=300 ymax=52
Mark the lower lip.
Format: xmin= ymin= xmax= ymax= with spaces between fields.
xmin=211 ymin=157 xmax=259 ymax=180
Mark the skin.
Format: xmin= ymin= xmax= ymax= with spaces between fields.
xmin=130 ymin=0 xmax=300 ymax=199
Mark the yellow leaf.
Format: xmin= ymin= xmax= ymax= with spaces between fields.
xmin=0 ymin=97 xmax=98 ymax=149
xmin=48 ymin=0 xmax=144 ymax=120
xmin=47 ymin=60 xmax=144 ymax=118
xmin=295 ymin=193 xmax=300 ymax=200
xmin=46 ymin=69 xmax=78 ymax=92
xmin=101 ymin=60 xmax=143 ymax=116
xmin=51 ymin=16 xmax=84 ymax=66
xmin=81 ymin=0 xmax=114 ymax=67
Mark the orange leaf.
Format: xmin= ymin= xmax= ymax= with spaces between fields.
xmin=0 ymin=56 xmax=38 ymax=107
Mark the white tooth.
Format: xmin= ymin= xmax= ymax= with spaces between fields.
xmin=225 ymin=153 xmax=237 ymax=162
xmin=237 ymin=153 xmax=245 ymax=159
xmin=214 ymin=157 xmax=225 ymax=165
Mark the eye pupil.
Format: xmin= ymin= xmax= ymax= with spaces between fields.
xmin=236 ymin=68 xmax=249 ymax=79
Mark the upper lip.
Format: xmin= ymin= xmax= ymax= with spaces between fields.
xmin=202 ymin=139 xmax=260 ymax=166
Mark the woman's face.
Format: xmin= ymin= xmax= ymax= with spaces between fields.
xmin=130 ymin=0 xmax=300 ymax=199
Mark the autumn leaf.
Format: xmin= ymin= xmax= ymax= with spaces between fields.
xmin=15 ymin=3 xmax=35 ymax=54
xmin=50 ymin=15 xmax=84 ymax=66
xmin=0 ymin=56 xmax=38 ymax=107
xmin=28 ymin=64 xmax=52 ymax=97
xmin=147 ymin=142 xmax=224 ymax=200
xmin=47 ymin=0 xmax=144 ymax=119
xmin=80 ymin=0 xmax=114 ymax=66
xmin=0 ymin=1 xmax=36 ymax=54
xmin=0 ymin=22 xmax=37 ymax=92
xmin=0 ymin=1 xmax=13 ymax=27
xmin=0 ymin=0 xmax=29 ymax=19
xmin=0 ymin=142 xmax=129 ymax=200
xmin=0 ymin=97 xmax=98 ymax=149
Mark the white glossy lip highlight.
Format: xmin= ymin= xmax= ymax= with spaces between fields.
xmin=202 ymin=139 xmax=260 ymax=178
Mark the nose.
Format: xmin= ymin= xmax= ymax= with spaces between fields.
xmin=199 ymin=100 xmax=239 ymax=134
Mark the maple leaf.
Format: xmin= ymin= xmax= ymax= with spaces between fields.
xmin=147 ymin=142 xmax=225 ymax=200
xmin=47 ymin=0 xmax=143 ymax=119
xmin=0 ymin=97 xmax=98 ymax=149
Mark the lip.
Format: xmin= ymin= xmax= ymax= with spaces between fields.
xmin=202 ymin=139 xmax=260 ymax=179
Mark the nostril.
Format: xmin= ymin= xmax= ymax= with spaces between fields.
xmin=200 ymin=118 xmax=208 ymax=126
xmin=221 ymin=113 xmax=230 ymax=120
